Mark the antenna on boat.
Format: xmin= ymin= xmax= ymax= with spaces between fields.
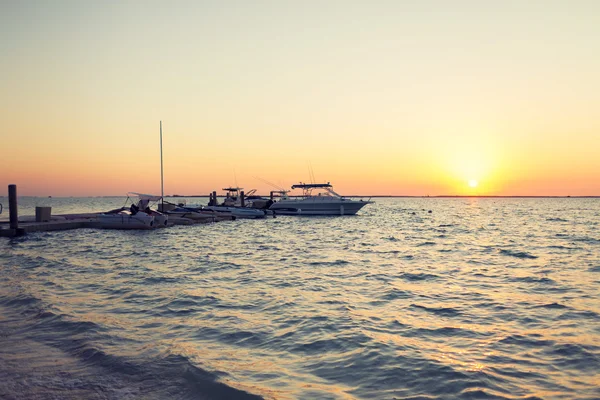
xmin=160 ymin=121 xmax=164 ymax=211
xmin=253 ymin=176 xmax=286 ymax=192
xmin=308 ymin=162 xmax=316 ymax=184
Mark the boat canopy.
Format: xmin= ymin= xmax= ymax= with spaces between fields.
xmin=222 ymin=187 xmax=242 ymax=192
xmin=291 ymin=183 xmax=332 ymax=189
xmin=129 ymin=192 xmax=162 ymax=202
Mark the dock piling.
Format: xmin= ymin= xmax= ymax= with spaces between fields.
xmin=240 ymin=191 xmax=245 ymax=207
xmin=8 ymin=184 xmax=18 ymax=230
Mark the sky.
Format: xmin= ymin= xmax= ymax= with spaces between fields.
xmin=1 ymin=0 xmax=599 ymax=196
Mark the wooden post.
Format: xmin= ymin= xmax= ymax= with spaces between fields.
xmin=212 ymin=191 xmax=217 ymax=206
xmin=240 ymin=191 xmax=245 ymax=207
xmin=8 ymin=184 xmax=18 ymax=230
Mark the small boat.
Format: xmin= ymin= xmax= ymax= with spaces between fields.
xmin=168 ymin=206 xmax=225 ymax=223
xmin=97 ymin=208 xmax=156 ymax=229
xmin=203 ymin=187 xmax=269 ymax=218
xmin=269 ymin=182 xmax=372 ymax=216
xmin=96 ymin=192 xmax=168 ymax=229
xmin=160 ymin=201 xmax=236 ymax=222
xmin=131 ymin=193 xmax=169 ymax=227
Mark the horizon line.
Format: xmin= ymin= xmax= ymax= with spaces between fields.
xmin=4 ymin=194 xmax=600 ymax=199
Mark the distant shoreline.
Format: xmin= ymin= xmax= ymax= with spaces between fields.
xmin=3 ymin=195 xmax=599 ymax=199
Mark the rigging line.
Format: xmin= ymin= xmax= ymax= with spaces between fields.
xmin=253 ymin=176 xmax=285 ymax=191
xmin=160 ymin=121 xmax=164 ymax=211
xmin=308 ymin=161 xmax=316 ymax=184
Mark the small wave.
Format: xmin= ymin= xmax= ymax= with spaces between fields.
xmin=572 ymin=236 xmax=600 ymax=244
xmin=291 ymin=332 xmax=372 ymax=355
xmin=588 ymin=266 xmax=600 ymax=272
xmin=558 ymin=310 xmax=600 ymax=320
xmin=417 ymin=241 xmax=436 ymax=247
xmin=512 ymin=276 xmax=555 ymax=284
xmin=307 ymin=259 xmax=350 ymax=266
xmin=410 ymin=326 xmax=486 ymax=339
xmin=0 ymin=293 xmax=40 ymax=308
xmin=499 ymin=249 xmax=538 ymax=259
xmin=142 ymin=276 xmax=182 ymax=285
xmin=497 ymin=334 xmax=554 ymax=348
xmin=546 ymin=245 xmax=579 ymax=250
xmin=532 ymin=302 xmax=568 ymax=310
xmin=400 ymin=272 xmax=439 ymax=281
xmin=542 ymin=343 xmax=600 ymax=373
xmin=411 ymin=304 xmax=461 ymax=317
xmin=546 ymin=217 xmax=568 ymax=222
xmin=195 ymin=326 xmax=267 ymax=348
xmin=381 ymin=288 xmax=412 ymax=300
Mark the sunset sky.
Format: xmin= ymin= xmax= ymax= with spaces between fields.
xmin=1 ymin=1 xmax=599 ymax=196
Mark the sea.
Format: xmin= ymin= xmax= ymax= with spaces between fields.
xmin=0 ymin=197 xmax=599 ymax=399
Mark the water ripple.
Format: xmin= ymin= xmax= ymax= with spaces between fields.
xmin=1 ymin=197 xmax=600 ymax=399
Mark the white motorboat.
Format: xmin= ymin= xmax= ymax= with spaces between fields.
xmin=96 ymin=192 xmax=168 ymax=230
xmin=203 ymin=187 xmax=269 ymax=219
xmin=167 ymin=206 xmax=230 ymax=223
xmin=269 ymin=182 xmax=372 ymax=216
xmin=203 ymin=204 xmax=267 ymax=219
xmin=160 ymin=201 xmax=235 ymax=222
xmin=97 ymin=209 xmax=156 ymax=229
xmin=131 ymin=193 xmax=169 ymax=227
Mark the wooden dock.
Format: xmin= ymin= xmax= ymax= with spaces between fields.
xmin=0 ymin=218 xmax=97 ymax=237
xmin=0 ymin=184 xmax=268 ymax=238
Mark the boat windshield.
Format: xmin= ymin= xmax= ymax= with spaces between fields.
xmin=291 ymin=183 xmax=342 ymax=198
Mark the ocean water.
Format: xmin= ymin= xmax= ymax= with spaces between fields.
xmin=1 ymin=197 xmax=599 ymax=399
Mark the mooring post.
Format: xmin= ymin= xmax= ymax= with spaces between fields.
xmin=240 ymin=191 xmax=245 ymax=207
xmin=212 ymin=191 xmax=217 ymax=206
xmin=8 ymin=184 xmax=18 ymax=230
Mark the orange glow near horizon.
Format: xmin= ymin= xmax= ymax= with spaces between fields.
xmin=1 ymin=2 xmax=599 ymax=197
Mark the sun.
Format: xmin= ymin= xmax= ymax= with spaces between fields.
xmin=468 ymin=179 xmax=479 ymax=188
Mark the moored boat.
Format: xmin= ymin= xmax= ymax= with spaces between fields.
xmin=96 ymin=192 xmax=168 ymax=230
xmin=97 ymin=209 xmax=156 ymax=229
xmin=203 ymin=187 xmax=269 ymax=218
xmin=269 ymin=182 xmax=372 ymax=216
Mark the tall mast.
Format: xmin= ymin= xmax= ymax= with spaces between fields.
xmin=160 ymin=121 xmax=164 ymax=210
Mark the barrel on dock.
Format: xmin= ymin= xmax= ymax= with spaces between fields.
xmin=36 ymin=207 xmax=51 ymax=222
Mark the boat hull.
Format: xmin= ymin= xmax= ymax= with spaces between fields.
xmin=97 ymin=213 xmax=155 ymax=229
xmin=203 ymin=206 xmax=266 ymax=219
xmin=269 ymin=199 xmax=370 ymax=216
